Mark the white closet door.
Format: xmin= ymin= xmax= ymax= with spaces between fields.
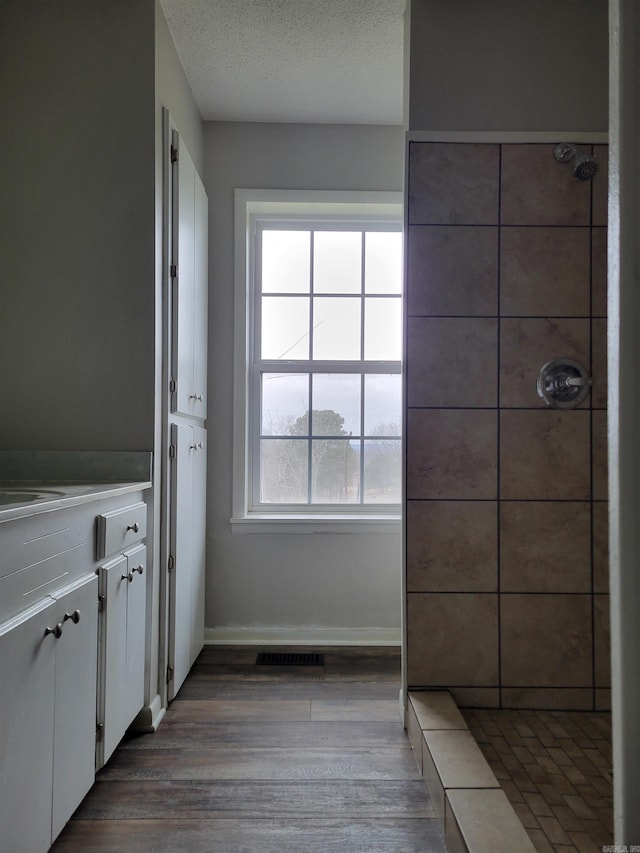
xmin=172 ymin=131 xmax=196 ymax=417
xmin=190 ymin=425 xmax=207 ymax=662
xmin=169 ymin=422 xmax=195 ymax=698
xmin=171 ymin=131 xmax=208 ymax=420
xmin=193 ymin=174 xmax=208 ymax=420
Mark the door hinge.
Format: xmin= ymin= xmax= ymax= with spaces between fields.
xmin=166 ymin=665 xmax=174 ymax=684
xmin=169 ymin=377 xmax=176 ymax=393
xmin=169 ymin=444 xmax=176 ymax=459
xmin=170 ymin=263 xmax=177 ymax=278
xmin=170 ymin=144 xmax=178 ymax=163
xmin=168 ymin=554 xmax=175 ymax=573
xmin=98 ymin=594 xmax=105 ymax=613
xmin=96 ymin=723 xmax=104 ymax=742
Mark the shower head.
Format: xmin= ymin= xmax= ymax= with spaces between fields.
xmin=572 ymin=151 xmax=599 ymax=181
xmin=553 ymin=143 xmax=599 ymax=181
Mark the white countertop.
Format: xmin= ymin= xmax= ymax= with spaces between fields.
xmin=0 ymin=481 xmax=152 ymax=523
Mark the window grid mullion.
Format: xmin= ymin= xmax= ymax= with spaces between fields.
xmin=307 ymin=372 xmax=313 ymax=505
xmin=359 ymin=232 xmax=366 ymax=504
xmin=308 ymin=232 xmax=314 ymax=504
xmin=359 ymin=373 xmax=365 ymax=505
xmin=360 ymin=230 xmax=366 ymax=363
xmin=252 ymin=225 xmax=263 ymax=509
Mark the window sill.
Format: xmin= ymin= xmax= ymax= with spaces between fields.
xmin=230 ymin=513 xmax=401 ymax=535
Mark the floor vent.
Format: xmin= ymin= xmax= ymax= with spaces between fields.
xmin=256 ymin=652 xmax=325 ymax=666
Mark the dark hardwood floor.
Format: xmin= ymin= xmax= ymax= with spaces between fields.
xmin=51 ymin=646 xmax=444 ymax=852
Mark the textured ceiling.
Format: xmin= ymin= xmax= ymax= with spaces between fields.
xmin=159 ymin=0 xmax=406 ymax=124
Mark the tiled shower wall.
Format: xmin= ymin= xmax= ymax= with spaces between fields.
xmin=405 ymin=142 xmax=609 ymax=711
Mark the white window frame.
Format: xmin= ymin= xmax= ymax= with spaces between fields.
xmin=231 ymin=189 xmax=403 ymax=534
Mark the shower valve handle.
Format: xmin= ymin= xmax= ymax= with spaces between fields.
xmin=552 ymin=375 xmax=592 ymax=390
xmin=537 ymin=358 xmax=592 ymax=409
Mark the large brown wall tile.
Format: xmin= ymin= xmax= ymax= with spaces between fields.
xmin=406 ymin=501 xmax=498 ymax=592
xmin=500 ymin=502 xmax=591 ymax=593
xmin=592 ymin=145 xmax=609 ymax=227
xmin=407 ymin=226 xmax=498 ymax=317
xmin=408 ymin=143 xmax=500 ymax=225
xmin=591 ymin=317 xmax=608 ymax=409
xmin=501 ymin=594 xmax=593 ymax=687
xmin=407 ymin=593 xmax=499 ymax=686
xmin=500 ymin=227 xmax=590 ymax=317
xmin=448 ymin=687 xmax=501 ymax=708
xmin=406 ymin=409 xmax=497 ymax=499
xmin=593 ymin=501 xmax=609 ymax=593
xmin=501 ymin=144 xmax=591 ymax=226
xmin=407 ymin=317 xmax=498 ymax=407
xmin=501 ymin=688 xmax=593 ymax=711
xmin=592 ymin=410 xmax=608 ymax=500
xmin=594 ymin=594 xmax=611 ymax=688
xmin=500 ymin=318 xmax=590 ymax=408
xmin=591 ymin=228 xmax=607 ymax=316
xmin=500 ymin=410 xmax=591 ymax=500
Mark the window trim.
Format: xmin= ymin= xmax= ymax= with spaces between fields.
xmin=232 ymin=189 xmax=403 ymax=534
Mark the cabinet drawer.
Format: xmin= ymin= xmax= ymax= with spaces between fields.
xmin=96 ymin=502 xmax=146 ymax=560
xmin=0 ymin=542 xmax=88 ymax=624
xmin=0 ymin=506 xmax=92 ymax=582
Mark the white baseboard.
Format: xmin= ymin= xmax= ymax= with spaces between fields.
xmin=130 ymin=693 xmax=166 ymax=733
xmin=204 ymin=626 xmax=401 ymax=646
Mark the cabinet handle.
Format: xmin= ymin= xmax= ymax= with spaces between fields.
xmin=189 ymin=442 xmax=204 ymax=451
xmin=132 ymin=564 xmax=144 ymax=576
xmin=127 ymin=522 xmax=140 ymax=533
xmin=121 ymin=571 xmax=134 ymax=583
xmin=44 ymin=623 xmax=63 ymax=639
xmin=63 ymin=610 xmax=80 ymax=624
xmin=190 ymin=393 xmax=203 ymax=401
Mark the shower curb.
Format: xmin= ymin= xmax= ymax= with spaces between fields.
xmin=406 ymin=691 xmax=536 ymax=852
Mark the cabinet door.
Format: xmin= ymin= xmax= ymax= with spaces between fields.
xmin=98 ymin=554 xmax=128 ymax=766
xmin=0 ymin=598 xmax=56 ymax=853
xmin=124 ymin=544 xmax=146 ymax=726
xmin=193 ymin=172 xmax=208 ymax=419
xmin=169 ymin=422 xmax=194 ymax=698
xmin=172 ymin=130 xmax=195 ymax=417
xmin=190 ymin=425 xmax=207 ymax=663
xmin=171 ymin=133 xmax=207 ymax=419
xmin=51 ymin=574 xmax=98 ymax=839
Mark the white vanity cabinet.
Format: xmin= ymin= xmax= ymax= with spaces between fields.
xmin=0 ymin=573 xmax=98 ymax=853
xmin=96 ymin=511 xmax=147 ymax=767
xmin=0 ymin=480 xmax=151 ymax=853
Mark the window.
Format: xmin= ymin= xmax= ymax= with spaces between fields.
xmin=233 ymin=191 xmax=403 ymax=532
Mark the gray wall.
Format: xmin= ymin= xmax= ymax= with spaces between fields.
xmin=155 ymin=2 xmax=204 ymax=177
xmin=408 ymin=0 xmax=608 ymax=133
xmin=0 ymin=0 xmax=205 ymax=713
xmin=0 ymin=0 xmax=156 ymax=450
xmin=203 ymin=122 xmax=404 ymax=639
